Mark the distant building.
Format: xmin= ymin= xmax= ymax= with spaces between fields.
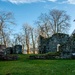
xmin=23 ymin=48 xmax=38 ymax=54
xmin=29 ymin=48 xmax=39 ymax=54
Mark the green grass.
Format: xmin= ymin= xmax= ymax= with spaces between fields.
xmin=0 ymin=54 xmax=75 ymax=75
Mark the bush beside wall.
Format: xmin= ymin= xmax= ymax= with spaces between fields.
xmin=29 ymin=52 xmax=60 ymax=59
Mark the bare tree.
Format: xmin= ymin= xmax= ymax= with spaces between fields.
xmin=30 ymin=27 xmax=36 ymax=54
xmin=13 ymin=33 xmax=22 ymax=45
xmin=4 ymin=32 xmax=11 ymax=47
xmin=13 ymin=33 xmax=26 ymax=53
xmin=20 ymin=35 xmax=26 ymax=54
xmin=36 ymin=9 xmax=70 ymax=37
xmin=0 ymin=11 xmax=15 ymax=46
xmin=22 ymin=23 xmax=31 ymax=54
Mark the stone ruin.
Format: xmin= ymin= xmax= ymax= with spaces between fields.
xmin=0 ymin=50 xmax=18 ymax=61
xmin=38 ymin=29 xmax=75 ymax=59
xmin=0 ymin=45 xmax=18 ymax=61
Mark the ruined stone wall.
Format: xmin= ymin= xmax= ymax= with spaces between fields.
xmin=39 ymin=33 xmax=69 ymax=54
xmin=38 ymin=35 xmax=48 ymax=53
xmin=70 ymin=34 xmax=75 ymax=52
xmin=48 ymin=33 xmax=69 ymax=52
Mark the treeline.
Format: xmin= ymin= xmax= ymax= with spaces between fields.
xmin=0 ymin=9 xmax=70 ymax=54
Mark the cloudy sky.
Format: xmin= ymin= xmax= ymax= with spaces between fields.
xmin=0 ymin=0 xmax=75 ymax=34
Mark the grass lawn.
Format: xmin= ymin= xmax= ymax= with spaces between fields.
xmin=0 ymin=54 xmax=75 ymax=75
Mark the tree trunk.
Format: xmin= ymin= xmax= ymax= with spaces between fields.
xmin=22 ymin=44 xmax=24 ymax=54
xmin=31 ymin=29 xmax=36 ymax=54
xmin=26 ymin=36 xmax=30 ymax=54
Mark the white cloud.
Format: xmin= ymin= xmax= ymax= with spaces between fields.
xmin=1 ymin=0 xmax=57 ymax=4
xmin=67 ymin=0 xmax=75 ymax=4
xmin=48 ymin=0 xmax=57 ymax=2
xmin=58 ymin=0 xmax=75 ymax=5
xmin=2 ymin=0 xmax=75 ymax=4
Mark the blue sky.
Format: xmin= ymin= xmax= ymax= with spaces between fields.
xmin=0 ymin=0 xmax=75 ymax=34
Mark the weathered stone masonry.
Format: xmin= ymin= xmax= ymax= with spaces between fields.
xmin=38 ymin=31 xmax=75 ymax=58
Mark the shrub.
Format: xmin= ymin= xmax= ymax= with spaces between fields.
xmin=0 ymin=54 xmax=19 ymax=61
xmin=29 ymin=54 xmax=46 ymax=59
xmin=45 ymin=52 xmax=60 ymax=56
xmin=71 ymin=55 xmax=75 ymax=59
xmin=29 ymin=52 xmax=60 ymax=59
xmin=45 ymin=52 xmax=60 ymax=59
